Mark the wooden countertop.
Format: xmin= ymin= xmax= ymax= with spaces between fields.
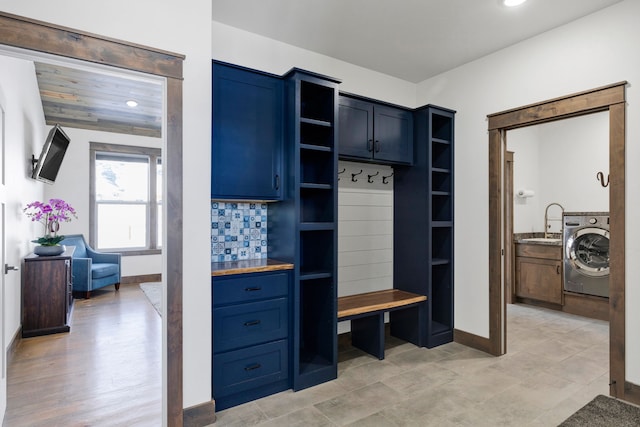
xmin=211 ymin=258 xmax=294 ymax=276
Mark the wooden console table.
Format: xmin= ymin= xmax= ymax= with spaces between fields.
xmin=21 ymin=246 xmax=74 ymax=337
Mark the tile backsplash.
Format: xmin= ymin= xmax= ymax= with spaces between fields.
xmin=211 ymin=201 xmax=268 ymax=262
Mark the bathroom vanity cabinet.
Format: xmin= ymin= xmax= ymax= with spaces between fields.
xmin=515 ymin=242 xmax=562 ymax=305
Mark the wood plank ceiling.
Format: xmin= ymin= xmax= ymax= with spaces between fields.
xmin=34 ymin=62 xmax=162 ymax=138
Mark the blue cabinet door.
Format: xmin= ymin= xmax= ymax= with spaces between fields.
xmin=338 ymin=96 xmax=373 ymax=159
xmin=373 ymin=104 xmax=413 ymax=164
xmin=212 ymin=62 xmax=283 ymax=200
xmin=338 ymin=95 xmax=413 ymax=165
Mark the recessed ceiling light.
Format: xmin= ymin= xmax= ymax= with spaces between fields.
xmin=126 ymin=100 xmax=138 ymax=108
xmin=504 ymin=0 xmax=527 ymax=6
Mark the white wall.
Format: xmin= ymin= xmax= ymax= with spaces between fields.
xmin=509 ymin=111 xmax=609 ymax=233
xmin=0 ymin=55 xmax=47 ymax=417
xmin=416 ymin=0 xmax=640 ymax=383
xmin=44 ymin=127 xmax=163 ymax=277
xmin=212 ymin=21 xmax=416 ymax=108
xmin=0 ymin=0 xmax=213 ymax=412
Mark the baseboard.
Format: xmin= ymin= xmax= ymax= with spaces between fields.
xmin=183 ymin=400 xmax=216 ymax=427
xmin=454 ymin=328 xmax=494 ymax=355
xmin=624 ymin=381 xmax=640 ymax=405
xmin=120 ymin=273 xmax=162 ymax=285
xmin=6 ymin=326 xmax=21 ymax=368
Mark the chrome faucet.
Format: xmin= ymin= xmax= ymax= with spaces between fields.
xmin=544 ymin=202 xmax=564 ymax=238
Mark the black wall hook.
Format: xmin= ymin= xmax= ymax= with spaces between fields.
xmin=338 ymin=168 xmax=346 ymax=181
xmin=367 ymin=171 xmax=380 ymax=183
xmin=597 ymin=171 xmax=609 ymax=188
xmin=351 ymin=169 xmax=363 ymax=182
xmin=382 ymin=172 xmax=394 ymax=184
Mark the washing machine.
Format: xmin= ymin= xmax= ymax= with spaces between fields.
xmin=563 ymin=212 xmax=610 ymax=297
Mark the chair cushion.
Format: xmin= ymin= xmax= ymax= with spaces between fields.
xmin=91 ymin=263 xmax=118 ymax=279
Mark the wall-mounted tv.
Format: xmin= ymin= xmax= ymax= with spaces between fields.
xmin=32 ymin=124 xmax=70 ymax=184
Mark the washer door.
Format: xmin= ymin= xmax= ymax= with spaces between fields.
xmin=565 ymin=227 xmax=610 ymax=277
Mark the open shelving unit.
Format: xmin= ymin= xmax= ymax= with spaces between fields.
xmin=285 ymin=69 xmax=340 ymax=390
xmin=394 ymin=105 xmax=455 ymax=349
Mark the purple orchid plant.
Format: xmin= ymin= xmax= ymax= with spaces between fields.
xmin=23 ymin=198 xmax=77 ymax=246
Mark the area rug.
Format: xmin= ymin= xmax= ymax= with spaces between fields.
xmin=559 ymin=395 xmax=640 ymax=426
xmin=140 ymin=282 xmax=162 ymax=316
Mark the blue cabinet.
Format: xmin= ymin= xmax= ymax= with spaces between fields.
xmin=339 ymin=95 xmax=413 ymax=165
xmin=212 ymin=62 xmax=284 ymax=200
xmin=394 ymin=105 xmax=455 ymax=348
xmin=212 ymin=270 xmax=291 ymax=410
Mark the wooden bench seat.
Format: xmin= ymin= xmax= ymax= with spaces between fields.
xmin=337 ymin=289 xmax=427 ymax=360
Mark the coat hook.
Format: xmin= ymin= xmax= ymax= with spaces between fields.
xmin=382 ymin=172 xmax=394 ymax=184
xmin=351 ymin=169 xmax=363 ymax=182
xmin=367 ymin=171 xmax=380 ymax=183
xmin=597 ymin=171 xmax=609 ymax=188
xmin=338 ymin=168 xmax=346 ymax=181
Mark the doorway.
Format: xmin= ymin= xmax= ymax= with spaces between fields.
xmin=487 ymin=82 xmax=627 ymax=400
xmin=0 ymin=12 xmax=184 ymax=425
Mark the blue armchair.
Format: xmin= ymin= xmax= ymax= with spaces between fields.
xmin=59 ymin=234 xmax=121 ymax=299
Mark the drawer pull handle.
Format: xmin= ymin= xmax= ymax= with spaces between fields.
xmin=244 ymin=320 xmax=261 ymax=327
xmin=245 ymin=287 xmax=262 ymax=292
xmin=244 ymin=363 xmax=261 ymax=372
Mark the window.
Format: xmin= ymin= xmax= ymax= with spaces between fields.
xmin=90 ymin=143 xmax=162 ymax=254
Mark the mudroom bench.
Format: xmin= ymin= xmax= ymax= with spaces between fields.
xmin=337 ymin=289 xmax=427 ymax=360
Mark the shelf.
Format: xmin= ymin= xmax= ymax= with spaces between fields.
xmin=432 ymin=221 xmax=453 ymax=228
xmin=432 ymin=167 xmax=451 ymax=174
xmin=431 ymin=258 xmax=450 ymax=266
xmin=299 ymin=353 xmax=333 ymax=374
xmin=300 ymin=117 xmax=332 ymax=127
xmin=431 ymin=320 xmax=450 ymax=335
xmin=300 ymin=143 xmax=332 ymax=152
xmin=432 ymin=137 xmax=450 ymax=145
xmin=301 ymin=188 xmax=335 ymax=223
xmin=300 ymin=80 xmax=335 ymax=123
xmin=300 ymin=183 xmax=332 ymax=190
xmin=300 ymin=222 xmax=334 ymax=231
xmin=432 ymin=171 xmax=451 ymax=193
xmin=432 ymin=191 xmax=450 ymax=196
xmin=301 ymin=149 xmax=333 ymax=186
xmin=299 ymin=271 xmax=333 ymax=281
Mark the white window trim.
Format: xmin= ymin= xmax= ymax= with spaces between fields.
xmin=90 ymin=142 xmax=162 ymax=256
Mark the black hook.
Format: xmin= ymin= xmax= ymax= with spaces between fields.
xmin=351 ymin=169 xmax=363 ymax=182
xmin=382 ymin=172 xmax=394 ymax=184
xmin=367 ymin=171 xmax=380 ymax=183
xmin=597 ymin=171 xmax=609 ymax=188
xmin=338 ymin=168 xmax=346 ymax=181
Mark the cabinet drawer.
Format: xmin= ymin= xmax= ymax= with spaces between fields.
xmin=213 ymin=272 xmax=288 ymax=306
xmin=515 ymin=243 xmax=562 ymax=260
xmin=214 ymin=298 xmax=288 ymax=353
xmin=213 ymin=339 xmax=288 ymax=398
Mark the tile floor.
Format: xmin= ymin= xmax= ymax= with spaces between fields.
xmin=211 ymin=303 xmax=609 ymax=426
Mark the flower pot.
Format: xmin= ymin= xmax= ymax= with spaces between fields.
xmin=34 ymin=245 xmax=65 ymax=256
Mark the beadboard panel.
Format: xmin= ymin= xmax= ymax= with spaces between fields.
xmin=338 ymin=161 xmax=394 ymax=329
xmin=338 ymin=235 xmax=393 ymax=252
xmin=338 ymin=220 xmax=392 ymax=236
xmin=339 ymin=249 xmax=393 ymax=266
xmin=339 ymin=262 xmax=393 ymax=283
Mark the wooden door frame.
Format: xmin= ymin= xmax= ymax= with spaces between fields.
xmin=0 ymin=12 xmax=185 ymax=425
xmin=487 ymin=82 xmax=628 ymax=401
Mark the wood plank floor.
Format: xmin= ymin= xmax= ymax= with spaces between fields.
xmin=3 ymin=283 xmax=162 ymax=426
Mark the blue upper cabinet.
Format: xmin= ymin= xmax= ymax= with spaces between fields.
xmin=212 ymin=62 xmax=284 ymax=200
xmin=338 ymin=95 xmax=413 ymax=165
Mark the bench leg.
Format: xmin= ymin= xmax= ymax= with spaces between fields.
xmin=351 ymin=314 xmax=385 ymax=360
xmin=390 ymin=302 xmax=427 ymax=347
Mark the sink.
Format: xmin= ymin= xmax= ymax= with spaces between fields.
xmin=520 ymin=237 xmax=562 ymax=243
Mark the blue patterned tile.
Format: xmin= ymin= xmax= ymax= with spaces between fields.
xmin=210 ymin=201 xmax=269 ymax=261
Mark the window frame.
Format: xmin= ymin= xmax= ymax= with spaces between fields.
xmin=90 ymin=142 xmax=162 ymax=256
